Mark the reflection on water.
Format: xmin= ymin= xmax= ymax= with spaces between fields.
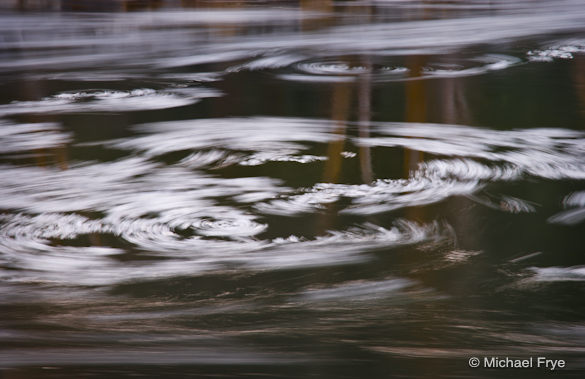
xmin=1 ymin=0 xmax=585 ymax=378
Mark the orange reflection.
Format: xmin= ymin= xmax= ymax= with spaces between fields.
xmin=358 ymin=56 xmax=373 ymax=184
xmin=322 ymin=82 xmax=350 ymax=184
xmin=300 ymin=0 xmax=334 ymax=31
xmin=181 ymin=0 xmax=246 ymax=37
xmin=34 ymin=145 xmax=69 ymax=170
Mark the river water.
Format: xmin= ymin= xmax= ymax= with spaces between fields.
xmin=1 ymin=0 xmax=585 ymax=378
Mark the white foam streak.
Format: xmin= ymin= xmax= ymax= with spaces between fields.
xmin=1 ymin=116 xmax=583 ymax=284
xmin=548 ymin=191 xmax=585 ymax=225
xmin=300 ymin=279 xmax=415 ymax=302
xmin=113 ymin=117 xmax=341 ymax=158
xmin=528 ymin=266 xmax=585 ymax=282
xmin=258 ymin=122 xmax=584 ymax=215
xmin=0 ymin=121 xmax=70 ymax=154
xmin=274 ymin=54 xmax=521 ymax=82
xmin=423 ymin=54 xmax=521 ymax=78
xmin=179 ymin=150 xmax=239 ymax=169
xmin=0 ymin=89 xmax=218 ymax=116
xmin=228 ymin=54 xmax=306 ymax=72
xmin=528 ymin=40 xmax=585 ymax=62
xmin=189 ymin=5 xmax=585 ymax=60
xmin=0 ymin=217 xmax=445 ymax=286
xmin=257 ymin=159 xmax=498 ymax=216
xmin=469 ymin=194 xmax=536 ymax=214
xmin=0 ymin=157 xmax=283 ymax=250
xmin=361 ymin=124 xmax=585 ymax=180
xmin=240 ymin=152 xmax=327 ymax=166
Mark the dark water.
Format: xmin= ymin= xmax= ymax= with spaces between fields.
xmin=1 ymin=0 xmax=585 ymax=378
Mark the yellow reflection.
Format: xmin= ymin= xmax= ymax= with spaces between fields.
xmin=300 ymin=0 xmax=334 ymax=31
xmin=34 ymin=146 xmax=69 ymax=170
xmin=182 ymin=0 xmax=246 ymax=37
xmin=358 ymin=56 xmax=373 ymax=184
xmin=322 ymin=82 xmax=351 ymax=184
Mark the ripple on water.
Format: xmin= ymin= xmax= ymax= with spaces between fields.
xmin=112 ymin=117 xmax=342 ymax=159
xmin=0 ymin=347 xmax=309 ymax=367
xmin=186 ymin=216 xmax=267 ymax=238
xmin=421 ymin=54 xmax=521 ymax=78
xmin=0 ymin=121 xmax=71 ymax=155
xmin=469 ymin=194 xmax=537 ymax=214
xmin=294 ymin=276 xmax=446 ymax=316
xmin=0 ymin=213 xmax=110 ymax=253
xmin=227 ymin=53 xmax=307 ymax=73
xmin=528 ymin=266 xmax=585 ymax=282
xmin=299 ymin=278 xmax=416 ymax=303
xmin=360 ymin=123 xmax=585 ymax=179
xmin=239 ymin=151 xmax=328 ymax=166
xmin=527 ymin=39 xmax=585 ymax=61
xmin=278 ymin=61 xmax=408 ymax=83
xmin=0 ymin=155 xmax=281 ymax=255
xmin=256 ymin=158 xmax=514 ymax=216
xmin=0 ymin=88 xmax=220 ymax=117
xmin=0 ymin=216 xmax=447 ymax=286
xmin=257 ymin=122 xmax=584 ymax=215
xmin=179 ymin=150 xmax=242 ymax=169
xmin=276 ymin=54 xmax=519 ymax=83
xmin=1 ymin=117 xmax=583 ymax=284
xmin=165 ymin=3 xmax=585 ymax=71
xmin=279 ymin=58 xmax=375 ymax=83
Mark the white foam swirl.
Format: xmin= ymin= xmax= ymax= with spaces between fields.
xmin=528 ymin=40 xmax=585 ymax=62
xmin=239 ymin=152 xmax=327 ymax=166
xmin=360 ymin=123 xmax=585 ymax=180
xmin=257 ymin=159 xmax=509 ymax=215
xmin=0 ymin=216 xmax=446 ymax=286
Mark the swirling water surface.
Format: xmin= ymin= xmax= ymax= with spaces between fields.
xmin=1 ymin=1 xmax=585 ymax=378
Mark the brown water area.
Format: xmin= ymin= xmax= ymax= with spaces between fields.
xmin=0 ymin=0 xmax=585 ymax=378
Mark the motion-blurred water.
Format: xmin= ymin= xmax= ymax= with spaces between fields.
xmin=1 ymin=0 xmax=585 ymax=378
